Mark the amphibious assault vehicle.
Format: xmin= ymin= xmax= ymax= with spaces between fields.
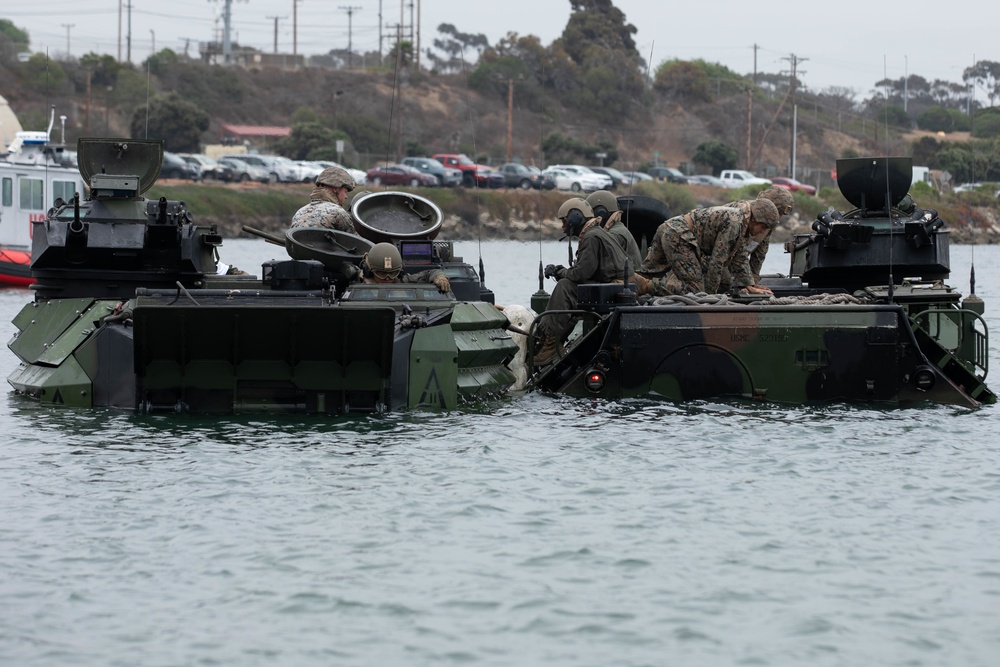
xmin=7 ymin=138 xmax=518 ymax=413
xmin=530 ymin=157 xmax=995 ymax=408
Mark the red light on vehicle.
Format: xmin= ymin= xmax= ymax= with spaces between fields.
xmin=585 ymin=369 xmax=605 ymax=392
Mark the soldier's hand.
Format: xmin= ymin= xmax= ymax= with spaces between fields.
xmin=544 ymin=264 xmax=564 ymax=280
xmin=433 ymin=274 xmax=451 ymax=293
xmin=744 ymin=284 xmax=772 ymax=295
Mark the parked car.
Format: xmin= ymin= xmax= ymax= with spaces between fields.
xmin=589 ymin=166 xmax=627 ymax=189
xmin=718 ymin=169 xmax=772 ymax=189
xmin=647 ymin=166 xmax=689 ymax=184
xmin=769 ymin=176 xmax=817 ymax=195
xmin=218 ymin=157 xmax=268 ymax=183
xmin=527 ymin=166 xmax=556 ymax=190
xmin=475 ymin=166 xmax=506 ymax=189
xmin=542 ymin=167 xmax=607 ymax=193
xmin=366 ymin=164 xmax=438 ymax=187
xmin=686 ymin=174 xmax=727 ymax=187
xmin=497 ymin=162 xmax=540 ymax=189
xmin=179 ymin=153 xmax=228 ymax=181
xmin=547 ymin=164 xmax=614 ymax=190
xmin=313 ymin=160 xmax=367 ymax=186
xmin=401 ymin=156 xmax=462 ymax=186
xmin=620 ymin=170 xmax=653 ymax=186
xmin=161 ymin=151 xmax=200 ymax=180
xmin=220 ymin=154 xmax=279 ymax=183
xmin=432 ymin=153 xmax=484 ymax=187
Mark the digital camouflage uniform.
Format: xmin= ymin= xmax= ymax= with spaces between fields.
xmin=539 ymin=224 xmax=629 ymax=344
xmin=290 ymin=199 xmax=354 ymax=232
xmin=290 ymin=166 xmax=357 ymax=232
xmin=729 ymin=186 xmax=794 ymax=281
xmin=639 ymin=222 xmax=671 ymax=277
xmin=644 ymin=206 xmax=754 ymax=296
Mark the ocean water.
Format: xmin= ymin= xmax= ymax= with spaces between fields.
xmin=1 ymin=240 xmax=999 ymax=666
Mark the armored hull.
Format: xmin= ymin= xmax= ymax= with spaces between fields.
xmin=529 ymin=157 xmax=995 ymax=408
xmin=6 ymin=139 xmax=517 ymax=413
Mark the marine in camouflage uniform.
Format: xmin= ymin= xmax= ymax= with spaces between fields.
xmin=728 ymin=185 xmax=795 ymax=281
xmin=535 ymin=198 xmax=631 ymax=366
xmin=290 ymin=166 xmax=356 ymax=232
xmin=585 ymin=190 xmax=643 ymax=271
xmin=634 ymin=199 xmax=779 ymax=297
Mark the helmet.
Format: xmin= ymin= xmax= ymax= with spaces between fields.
xmin=316 ymin=165 xmax=356 ymax=190
xmin=749 ymin=198 xmax=780 ymax=230
xmin=557 ymin=197 xmax=593 ymax=236
xmin=757 ymin=185 xmax=794 ymax=216
xmin=586 ymin=190 xmax=619 ymax=215
xmin=896 ymin=194 xmax=916 ymax=215
xmin=557 ymin=197 xmax=593 ymax=220
xmin=364 ymin=242 xmax=402 ymax=281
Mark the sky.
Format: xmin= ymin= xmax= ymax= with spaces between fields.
xmin=3 ymin=0 xmax=995 ymax=99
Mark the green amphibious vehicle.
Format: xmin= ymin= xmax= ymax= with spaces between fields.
xmin=7 ymin=139 xmax=518 ymax=413
xmin=530 ymin=157 xmax=996 ymax=408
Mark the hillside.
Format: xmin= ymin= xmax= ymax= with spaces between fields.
xmin=0 ymin=59 xmax=877 ymax=190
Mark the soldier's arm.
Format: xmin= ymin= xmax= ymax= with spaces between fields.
xmin=748 ymin=229 xmax=771 ymax=281
xmin=704 ymin=221 xmax=742 ymax=293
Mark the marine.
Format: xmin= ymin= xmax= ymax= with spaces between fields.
xmin=535 ymin=197 xmax=631 ymax=367
xmin=634 ymin=198 xmax=779 ymax=297
xmin=357 ymin=242 xmax=451 ymax=292
xmin=290 ymin=165 xmax=356 ymax=232
xmin=727 ymin=185 xmax=795 ymax=281
xmin=585 ymin=190 xmax=643 ymax=271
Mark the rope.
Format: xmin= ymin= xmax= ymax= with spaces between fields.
xmin=648 ymin=292 xmax=870 ymax=307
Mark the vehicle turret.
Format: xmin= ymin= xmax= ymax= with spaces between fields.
xmin=789 ymin=157 xmax=950 ymax=291
xmin=30 ymin=138 xmax=222 ymax=300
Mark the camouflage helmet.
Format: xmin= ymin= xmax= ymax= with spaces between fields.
xmin=316 ymin=165 xmax=356 ymax=190
xmin=586 ymin=190 xmax=619 ymax=214
xmin=364 ymin=242 xmax=402 ymax=278
xmin=557 ymin=197 xmax=594 ymax=220
xmin=757 ymin=185 xmax=794 ymax=216
xmin=749 ymin=198 xmax=780 ymax=231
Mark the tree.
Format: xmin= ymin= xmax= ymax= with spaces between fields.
xmin=972 ymin=107 xmax=1000 ymax=139
xmin=276 ymin=122 xmax=347 ymax=160
xmin=18 ymin=53 xmax=67 ymax=94
xmin=691 ymin=140 xmax=738 ymax=175
xmin=0 ymin=18 xmax=29 ymax=63
xmin=80 ymin=53 xmax=123 ymax=88
xmin=425 ymin=23 xmax=489 ymax=73
xmin=129 ymin=92 xmax=209 ymax=152
xmin=963 ymin=60 xmax=1000 ymax=106
xmin=143 ymin=49 xmax=180 ymax=77
xmin=916 ymin=106 xmax=971 ymax=132
xmin=654 ymin=60 xmax=711 ymax=102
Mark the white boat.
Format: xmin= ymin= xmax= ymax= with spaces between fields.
xmin=0 ymin=114 xmax=86 ymax=286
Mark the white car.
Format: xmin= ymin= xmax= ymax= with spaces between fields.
xmin=314 ymin=160 xmax=367 ymax=186
xmin=547 ymin=164 xmax=614 ymax=190
xmin=542 ymin=167 xmax=607 ymax=193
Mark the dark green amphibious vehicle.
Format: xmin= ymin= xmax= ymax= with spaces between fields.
xmin=7 ymin=138 xmax=518 ymax=413
xmin=529 ymin=157 xmax=995 ymax=408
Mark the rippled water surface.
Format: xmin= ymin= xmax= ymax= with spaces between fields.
xmin=2 ymin=241 xmax=999 ymax=666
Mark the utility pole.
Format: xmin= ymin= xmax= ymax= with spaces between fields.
xmin=904 ymin=54 xmax=908 ymax=112
xmin=378 ymin=0 xmax=383 ymax=64
xmin=267 ymin=16 xmax=286 ymax=53
xmin=506 ymin=79 xmax=513 ymax=163
xmin=339 ymin=6 xmax=362 ymax=68
xmin=61 ymin=23 xmax=74 ymax=58
xmin=150 ymin=29 xmax=155 ymax=55
xmin=126 ymin=1 xmax=132 ymax=63
xmin=118 ymin=0 xmax=122 ymax=62
xmin=782 ymin=53 xmax=807 ymax=176
xmin=293 ymin=0 xmax=303 ymax=57
xmin=416 ymin=0 xmax=421 ymax=70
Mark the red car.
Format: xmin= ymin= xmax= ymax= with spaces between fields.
xmin=769 ymin=176 xmax=816 ymax=195
xmin=366 ymin=164 xmax=438 ymax=187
